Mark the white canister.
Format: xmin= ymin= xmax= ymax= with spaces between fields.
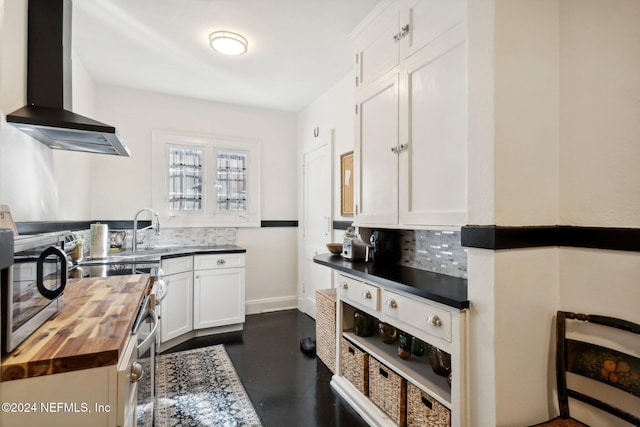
xmin=90 ymin=223 xmax=109 ymax=258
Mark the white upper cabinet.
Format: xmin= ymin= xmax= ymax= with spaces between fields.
xmin=398 ymin=21 xmax=467 ymax=226
xmin=352 ymin=0 xmax=468 ymax=228
xmin=400 ymin=0 xmax=466 ymax=60
xmin=354 ymin=1 xmax=400 ymax=90
xmin=354 ymin=72 xmax=400 ymax=225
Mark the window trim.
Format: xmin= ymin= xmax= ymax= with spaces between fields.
xmin=151 ymin=130 xmax=261 ymax=227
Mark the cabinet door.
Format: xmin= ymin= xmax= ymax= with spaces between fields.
xmin=354 ymin=72 xmax=400 ymax=225
xmin=354 ymin=1 xmax=400 ymax=90
xmin=399 ymin=23 xmax=467 ymax=226
xmin=399 ymin=0 xmax=466 ymax=60
xmin=193 ymin=268 xmax=245 ymax=329
xmin=160 ymin=271 xmax=193 ymax=342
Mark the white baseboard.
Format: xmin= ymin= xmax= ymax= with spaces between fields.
xmin=245 ymin=295 xmax=298 ymax=314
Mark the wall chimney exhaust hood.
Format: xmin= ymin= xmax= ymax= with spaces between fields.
xmin=6 ymin=0 xmax=130 ymax=156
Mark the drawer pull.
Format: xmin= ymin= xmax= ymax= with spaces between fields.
xmin=217 ymin=259 xmax=226 ymax=265
xmin=362 ymin=290 xmax=372 ymax=299
xmin=428 ymin=314 xmax=442 ymax=327
xmin=348 ymin=347 xmax=355 ymax=354
xmin=386 ymin=299 xmax=397 ymax=309
xmin=379 ymin=368 xmax=389 ymax=378
xmin=342 ymin=282 xmax=349 ymax=290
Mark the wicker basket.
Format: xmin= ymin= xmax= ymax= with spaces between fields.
xmin=340 ymin=337 xmax=369 ymax=395
xmin=315 ymin=288 xmax=337 ymax=373
xmin=369 ymin=357 xmax=407 ymax=426
xmin=407 ymin=382 xmax=451 ymax=427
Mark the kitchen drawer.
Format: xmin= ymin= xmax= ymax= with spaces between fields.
xmin=381 ymin=289 xmax=452 ymax=343
xmin=161 ymin=255 xmax=193 ymax=275
xmin=337 ymin=274 xmax=379 ymax=312
xmin=194 ymin=253 xmax=245 ymax=270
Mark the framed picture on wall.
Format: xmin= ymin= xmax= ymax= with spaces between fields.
xmin=340 ymin=151 xmax=354 ymax=216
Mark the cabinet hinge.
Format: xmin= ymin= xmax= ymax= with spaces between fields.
xmin=355 ymin=53 xmax=359 ymax=65
xmin=355 ymin=105 xmax=359 ymax=115
xmin=355 ymin=76 xmax=358 ymax=87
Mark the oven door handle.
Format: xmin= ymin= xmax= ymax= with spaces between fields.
xmin=136 ymin=308 xmax=159 ymax=357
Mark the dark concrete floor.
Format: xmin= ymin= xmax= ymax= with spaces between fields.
xmin=161 ymin=309 xmax=368 ymax=427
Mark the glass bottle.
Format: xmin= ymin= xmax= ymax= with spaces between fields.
xmin=397 ymin=332 xmax=412 ymax=360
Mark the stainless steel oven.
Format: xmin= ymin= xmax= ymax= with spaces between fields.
xmin=131 ymin=291 xmax=159 ymax=427
xmin=1 ymin=231 xmax=75 ymax=353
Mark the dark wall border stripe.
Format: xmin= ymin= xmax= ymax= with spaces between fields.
xmin=16 ymin=221 xmax=147 ymax=235
xmin=16 ymin=220 xmax=299 ymax=234
xmin=260 ymin=220 xmax=298 ymax=227
xmin=333 ymin=220 xmax=353 ymax=231
xmin=462 ymin=225 xmax=640 ymax=252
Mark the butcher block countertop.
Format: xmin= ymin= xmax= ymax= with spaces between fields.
xmin=1 ymin=274 xmax=150 ymax=381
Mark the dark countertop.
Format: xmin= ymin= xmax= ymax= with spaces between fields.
xmin=78 ymin=244 xmax=246 ymax=266
xmin=313 ymin=253 xmax=469 ymax=309
xmin=161 ymin=245 xmax=246 ymax=259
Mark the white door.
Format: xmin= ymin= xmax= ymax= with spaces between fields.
xmin=302 ymin=133 xmax=332 ymax=319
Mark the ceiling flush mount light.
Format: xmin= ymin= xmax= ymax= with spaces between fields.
xmin=209 ymin=31 xmax=248 ymax=56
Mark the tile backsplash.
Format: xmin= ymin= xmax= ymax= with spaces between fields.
xmin=141 ymin=227 xmax=237 ymax=248
xmin=398 ymin=229 xmax=467 ymax=279
xmin=74 ymin=227 xmax=237 ymax=251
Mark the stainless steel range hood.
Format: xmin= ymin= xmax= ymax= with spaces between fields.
xmin=6 ymin=0 xmax=130 ymax=156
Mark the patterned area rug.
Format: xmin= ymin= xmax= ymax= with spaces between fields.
xmin=155 ymin=345 xmax=262 ymax=427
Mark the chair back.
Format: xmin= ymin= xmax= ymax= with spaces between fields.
xmin=555 ymin=311 xmax=640 ymax=425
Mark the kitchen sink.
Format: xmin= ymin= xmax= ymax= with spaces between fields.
xmin=79 ymin=248 xmax=172 ymax=265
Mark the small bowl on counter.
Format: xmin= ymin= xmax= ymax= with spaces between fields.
xmin=326 ymin=243 xmax=343 ymax=255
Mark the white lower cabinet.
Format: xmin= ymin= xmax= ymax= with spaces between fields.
xmin=160 ymin=256 xmax=194 ymax=343
xmin=193 ymin=254 xmax=245 ymax=329
xmin=159 ymin=253 xmax=245 ymax=349
xmin=335 ymin=272 xmax=468 ymax=427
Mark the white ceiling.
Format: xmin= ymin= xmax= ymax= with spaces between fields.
xmin=72 ymin=0 xmax=381 ymax=113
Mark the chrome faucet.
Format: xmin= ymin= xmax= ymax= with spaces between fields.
xmin=132 ymin=208 xmax=161 ymax=251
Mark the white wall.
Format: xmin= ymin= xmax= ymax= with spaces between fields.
xmin=0 ymin=0 xmax=95 ymax=222
xmin=468 ymin=1 xmax=640 ymax=425
xmin=559 ymin=0 xmax=640 ymax=228
xmin=297 ymin=72 xmax=356 ymax=222
xmin=0 ymin=0 xmax=300 ymax=313
xmin=0 ymin=0 xmax=59 ymax=221
xmin=90 ymin=83 xmax=299 ymax=313
xmin=494 ymin=0 xmax=560 ymax=226
xmin=296 ymin=72 xmax=356 ymax=307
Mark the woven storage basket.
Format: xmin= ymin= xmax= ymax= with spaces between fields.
xmin=369 ymin=357 xmax=407 ymax=426
xmin=315 ymin=288 xmax=337 ymax=373
xmin=407 ymin=382 xmax=451 ymax=427
xmin=340 ymin=337 xmax=369 ymax=395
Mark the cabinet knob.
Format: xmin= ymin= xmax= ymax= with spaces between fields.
xmin=342 ymin=283 xmax=348 ymax=290
xmin=217 ymin=259 xmax=226 ymax=265
xmin=427 ymin=314 xmax=442 ymax=327
xmin=386 ymin=299 xmax=397 ymax=309
xmin=362 ymin=290 xmax=372 ymax=299
xmin=130 ymin=362 xmax=144 ymax=383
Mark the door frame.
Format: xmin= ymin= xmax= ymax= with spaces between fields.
xmin=298 ymin=129 xmax=334 ymax=317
